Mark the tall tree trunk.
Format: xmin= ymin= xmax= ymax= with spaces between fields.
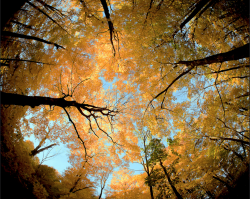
xmin=1 ymin=31 xmax=65 ymax=49
xmin=100 ymin=0 xmax=116 ymax=55
xmin=159 ymin=160 xmax=183 ymax=199
xmin=69 ymin=175 xmax=82 ymax=193
xmin=178 ymin=43 xmax=249 ymax=67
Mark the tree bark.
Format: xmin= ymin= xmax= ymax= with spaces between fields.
xmin=69 ymin=175 xmax=82 ymax=193
xmin=159 ymin=160 xmax=183 ymax=199
xmin=30 ymin=135 xmax=48 ymax=156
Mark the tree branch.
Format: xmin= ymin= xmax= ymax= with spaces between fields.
xmin=146 ymin=43 xmax=250 ymax=112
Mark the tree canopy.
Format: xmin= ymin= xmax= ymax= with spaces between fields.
xmin=1 ymin=0 xmax=249 ymax=198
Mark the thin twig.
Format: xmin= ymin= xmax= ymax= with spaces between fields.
xmin=214 ymin=63 xmax=226 ymax=121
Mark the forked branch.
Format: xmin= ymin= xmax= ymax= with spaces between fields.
xmin=1 ymin=91 xmax=119 ymax=158
xmin=145 ymin=43 xmax=249 ymax=112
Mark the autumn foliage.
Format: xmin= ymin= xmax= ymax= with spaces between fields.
xmin=1 ymin=0 xmax=249 ymax=198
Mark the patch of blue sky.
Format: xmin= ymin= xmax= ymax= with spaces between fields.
xmin=99 ymin=75 xmax=118 ymax=90
xmin=24 ymin=134 xmax=71 ymax=174
xmin=22 ymin=108 xmax=72 ymax=175
xmin=129 ymin=162 xmax=144 ymax=174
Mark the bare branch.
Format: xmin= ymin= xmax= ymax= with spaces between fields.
xmin=214 ymin=63 xmax=226 ymax=120
xmin=63 ymin=107 xmax=88 ymax=159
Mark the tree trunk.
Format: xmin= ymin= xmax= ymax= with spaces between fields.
xmin=30 ymin=135 xmax=47 ymax=156
xmin=178 ymin=43 xmax=249 ymax=67
xmin=143 ymin=133 xmax=155 ymax=199
xmin=149 ymin=185 xmax=154 ymax=199
xmin=0 ymin=91 xmax=116 ymax=118
xmin=207 ymin=136 xmax=249 ymax=145
xmin=1 ymin=31 xmax=65 ymax=49
xmin=1 ymin=91 xmax=95 ymax=110
xmin=100 ymin=0 xmax=116 ymax=55
xmin=159 ymin=160 xmax=183 ymax=199
xmin=99 ymin=186 xmax=104 ymax=199
xmin=180 ymin=0 xmax=216 ymax=30
xmin=1 ymin=58 xmax=53 ymax=65
xmin=26 ymin=1 xmax=68 ymax=33
xmin=30 ymin=143 xmax=57 ymax=156
xmin=172 ymin=0 xmax=217 ymax=36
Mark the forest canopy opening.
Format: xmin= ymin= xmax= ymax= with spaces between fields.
xmin=1 ymin=0 xmax=249 ymax=198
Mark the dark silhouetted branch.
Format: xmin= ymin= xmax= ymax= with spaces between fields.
xmin=146 ymin=44 xmax=249 ymax=111
xmin=1 ymin=58 xmax=54 ymax=65
xmin=100 ymin=0 xmax=116 ymax=56
xmin=2 ymin=31 xmax=65 ymax=49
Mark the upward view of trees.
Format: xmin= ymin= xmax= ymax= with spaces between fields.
xmin=1 ymin=0 xmax=249 ymax=198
